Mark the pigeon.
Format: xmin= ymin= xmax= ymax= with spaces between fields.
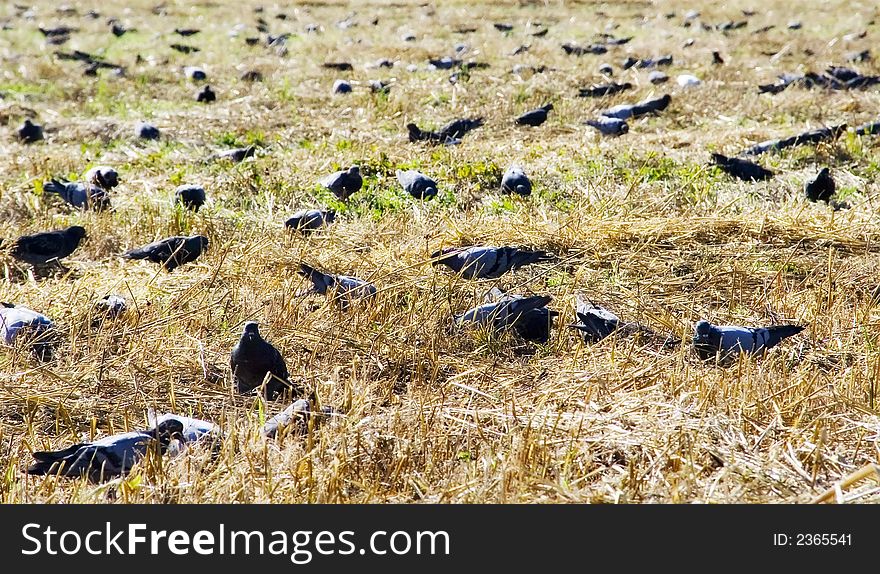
xmin=561 ymin=42 xmax=608 ymax=56
xmin=600 ymin=94 xmax=671 ymax=120
xmin=110 ymin=21 xmax=133 ymax=37
xmin=147 ymin=413 xmax=221 ymax=455
xmin=369 ymin=79 xmax=392 ymax=94
xmin=515 ymin=104 xmax=553 ymax=127
xmin=712 ymin=51 xmax=725 ymax=65
xmin=428 ymin=56 xmax=461 ymax=69
xmin=171 ymin=43 xmax=200 ymax=54
xmin=175 ymin=184 xmax=206 ymax=211
xmin=18 ymin=119 xmax=43 ymax=143
xmin=122 ymin=234 xmax=209 ymax=271
xmin=240 ymin=70 xmax=263 ymax=82
xmin=407 ymin=117 xmax=484 ymax=144
xmin=676 ymin=74 xmax=702 ymax=87
xmin=710 ymin=153 xmax=774 ymax=181
xmin=431 ymin=246 xmax=554 ymax=279
xmin=214 ymin=146 xmax=256 ymax=162
xmin=285 ymin=209 xmax=336 ymax=233
xmin=648 ymin=70 xmax=669 ymax=84
xmin=570 ymin=297 xmax=620 ymax=343
xmin=42 ymin=179 xmax=111 ymax=211
xmin=196 ymin=84 xmax=216 ymax=103
xmin=8 ymin=226 xmax=87 ymax=266
xmin=332 ymin=79 xmax=353 ymax=94
xmin=135 ymin=120 xmax=160 ymax=140
xmin=298 ymin=263 xmax=377 ymax=309
xmin=804 ymin=168 xmax=835 ymax=203
xmin=184 ymin=66 xmax=207 ymax=81
xmin=230 ymin=322 xmax=293 ymax=398
xmin=585 ymin=116 xmax=629 ymax=136
xmin=26 ymin=426 xmax=178 ymax=482
xmin=396 ymin=169 xmax=438 ymax=199
xmin=320 ymin=166 xmax=362 ymax=200
xmin=598 ymin=63 xmax=614 ymax=75
xmin=501 ymin=165 xmax=532 ymax=196
xmin=456 ymin=294 xmax=554 ymax=337
xmin=578 ymin=82 xmax=632 ymax=98
xmin=0 ymin=303 xmax=54 ymax=359
xmin=263 ymin=399 xmax=311 ymax=438
xmin=84 ymin=166 xmax=119 ymax=190
xmin=693 ymin=320 xmax=805 ymax=362
xmin=323 ymin=62 xmax=353 ymax=71
xmin=175 ymin=28 xmax=200 ymax=36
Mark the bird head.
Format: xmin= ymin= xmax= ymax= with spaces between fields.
xmin=348 ymin=165 xmax=360 ymax=175
xmin=242 ymin=321 xmax=261 ymax=340
xmin=324 ymin=210 xmax=337 ymax=223
xmin=430 ymin=247 xmax=458 ymax=265
xmin=195 ymin=235 xmax=210 ymax=249
xmin=619 ymin=122 xmax=630 ymax=134
xmin=423 ymin=186 xmax=437 ymax=198
xmin=693 ymin=320 xmax=714 ymax=341
xmin=543 ymin=103 xmax=554 ymax=111
xmin=88 ymin=166 xmax=119 ymax=190
xmin=516 ymin=184 xmax=528 ymax=194
xmin=66 ymin=226 xmax=87 ymax=241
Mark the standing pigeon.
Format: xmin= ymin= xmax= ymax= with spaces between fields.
xmin=0 ymin=303 xmax=54 ymax=359
xmin=42 ymin=179 xmax=111 ymax=211
xmin=230 ymin=322 xmax=293 ymax=398
xmin=196 ymin=85 xmax=216 ymax=103
xmin=285 ymin=209 xmax=336 ymax=233
xmin=298 ymin=262 xmax=377 ymax=309
xmin=693 ymin=319 xmax=805 ymax=362
xmin=570 ymin=297 xmax=620 ymax=343
xmin=804 ymin=168 xmax=835 ymax=203
xmin=585 ymin=116 xmax=629 ymax=136
xmin=396 ymin=169 xmax=438 ymax=199
xmin=431 ymin=246 xmax=554 ymax=279
xmin=456 ymin=294 xmax=554 ymax=336
xmin=18 ymin=119 xmax=43 ymax=143
xmin=515 ymin=104 xmax=553 ymax=126
xmin=407 ymin=117 xmax=484 ymax=144
xmin=8 ymin=226 xmax=87 ymax=266
xmin=175 ymin=184 xmax=206 ymax=211
xmin=501 ymin=165 xmax=532 ymax=196
xmin=122 ymin=234 xmax=209 ymax=271
xmin=320 ymin=165 xmax=363 ymax=200
xmin=710 ymin=153 xmax=774 ymax=181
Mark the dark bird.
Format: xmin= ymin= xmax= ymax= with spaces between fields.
xmin=456 ymin=294 xmax=554 ymax=337
xmin=494 ymin=23 xmax=513 ymax=32
xmin=431 ymin=246 xmax=553 ymax=280
xmin=240 ymin=70 xmax=263 ymax=82
xmin=804 ymin=168 xmax=835 ymax=203
xmin=712 ymin=51 xmax=725 ymax=65
xmin=175 ymin=184 xmax=206 ymax=211
xmin=83 ymin=166 xmax=119 ymax=191
xmin=601 ymin=94 xmax=671 ymax=120
xmin=501 ymin=165 xmax=532 ymax=196
xmin=561 ymin=42 xmax=607 ymax=56
xmin=285 ymin=209 xmax=336 ymax=233
xmin=298 ymin=263 xmax=376 ymax=309
xmin=477 ymin=289 xmax=558 ymax=343
xmin=110 ymin=22 xmax=133 ymax=37
xmin=428 ymin=56 xmax=462 ymax=69
xmin=213 ymin=146 xmax=255 ymax=162
xmin=18 ymin=119 xmax=43 ymax=143
xmin=122 ymin=234 xmax=209 ymax=271
xmin=196 ymin=84 xmax=216 ymax=103
xmin=0 ymin=303 xmax=54 ymax=360
xmin=323 ymin=62 xmax=353 ymax=71
xmin=515 ymin=104 xmax=553 ymax=127
xmin=578 ymin=82 xmax=632 ymax=98
xmin=9 ymin=226 xmax=86 ymax=266
xmin=570 ymin=297 xmax=620 ymax=343
xmin=42 ymin=179 xmax=110 ymax=211
xmin=230 ymin=322 xmax=293 ymax=398
xmin=175 ymin=28 xmax=200 ymax=36
xmin=332 ymin=79 xmax=353 ymax=94
xmin=184 ymin=66 xmax=207 ymax=81
xmin=38 ymin=25 xmax=77 ymax=37
xmin=740 ymin=124 xmax=847 ymax=156
xmin=585 ymin=116 xmax=629 ymax=136
xmin=710 ymin=153 xmax=774 ymax=181
xmin=369 ymin=80 xmax=391 ymax=94
xmin=170 ymin=43 xmax=200 ymax=54
xmin=320 ymin=166 xmax=362 ymax=200
xmin=407 ymin=117 xmax=484 ymax=144
xmin=396 ymin=169 xmax=438 ymax=199
xmin=693 ymin=320 xmax=805 ymax=362
xmin=135 ymin=120 xmax=160 ymax=140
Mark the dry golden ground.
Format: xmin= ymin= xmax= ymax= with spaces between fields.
xmin=0 ymin=0 xmax=879 ymax=503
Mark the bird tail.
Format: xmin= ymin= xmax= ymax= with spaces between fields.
xmin=513 ymin=249 xmax=555 ymax=268
xmin=27 ymin=444 xmax=86 ymax=475
xmin=42 ymin=179 xmax=66 ymax=196
xmin=506 ymin=295 xmax=553 ymax=321
xmin=764 ymin=325 xmax=805 ymax=348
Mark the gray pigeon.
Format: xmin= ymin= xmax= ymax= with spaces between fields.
xmin=515 ymin=104 xmax=553 ymax=127
xmin=9 ymin=226 xmax=87 ymax=266
xmin=601 ymin=94 xmax=671 ymax=120
xmin=431 ymin=246 xmax=554 ymax=279
xmin=501 ymin=165 xmax=532 ymax=196
xmin=175 ymin=184 xmax=206 ymax=211
xmin=332 ymin=79 xmax=353 ymax=94
xmin=298 ymin=262 xmax=377 ymax=309
xmin=135 ymin=121 xmax=160 ymax=140
xmin=184 ymin=66 xmax=207 ymax=80
xmin=570 ymin=297 xmax=620 ymax=342
xmin=320 ymin=165 xmax=362 ymax=200
xmin=481 ymin=288 xmax=557 ymax=343
xmin=285 ymin=209 xmax=336 ymax=233
xmin=456 ymin=294 xmax=554 ymax=336
xmin=585 ymin=116 xmax=629 ymax=136
xmin=213 ymin=146 xmax=256 ymax=162
xmin=693 ymin=320 xmax=805 ymax=362
xmin=84 ymin=166 xmax=119 ymax=190
xmin=396 ymin=169 xmax=438 ymax=199
xmin=230 ymin=322 xmax=293 ymax=399
xmin=18 ymin=119 xmax=44 ymax=143
xmin=122 ymin=234 xmax=209 ymax=271
xmin=42 ymin=179 xmax=110 ymax=211
xmin=0 ymin=302 xmax=54 ymax=359
xmin=92 ymin=295 xmax=127 ymax=326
